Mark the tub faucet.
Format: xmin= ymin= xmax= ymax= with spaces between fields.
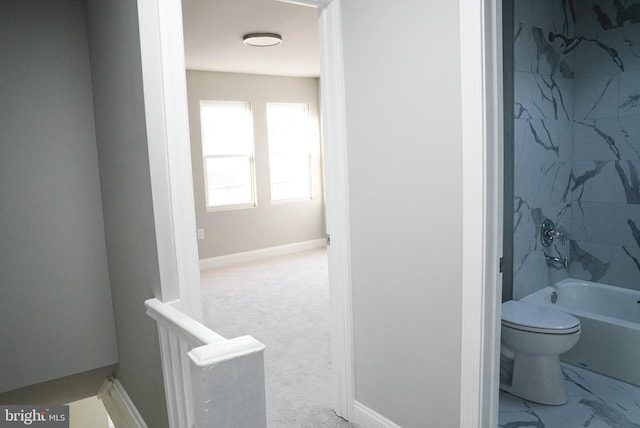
xmin=541 ymin=219 xmax=567 ymax=247
xmin=545 ymin=255 xmax=568 ymax=269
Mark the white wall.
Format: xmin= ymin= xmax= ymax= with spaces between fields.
xmin=186 ymin=71 xmax=325 ymax=259
xmin=340 ymin=1 xmax=463 ymax=426
xmin=0 ymin=0 xmax=118 ymax=394
xmin=84 ymin=0 xmax=169 ymax=426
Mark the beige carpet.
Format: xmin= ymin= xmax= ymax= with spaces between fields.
xmin=200 ymin=248 xmax=353 ymax=428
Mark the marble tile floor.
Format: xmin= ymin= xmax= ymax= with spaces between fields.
xmin=499 ymin=363 xmax=640 ymax=427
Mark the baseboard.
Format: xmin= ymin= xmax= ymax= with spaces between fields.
xmin=352 ymin=400 xmax=402 ymax=428
xmin=98 ymin=377 xmax=147 ymax=428
xmin=199 ymin=239 xmax=326 ymax=270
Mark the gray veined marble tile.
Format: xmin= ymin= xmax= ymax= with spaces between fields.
xmin=571 ymin=161 xmax=615 ymax=203
xmin=513 ymin=197 xmax=537 ymax=264
xmin=571 ymin=201 xmax=640 ymax=247
xmin=574 ymin=27 xmax=628 ymax=77
xmin=619 ymin=70 xmax=640 ymax=116
xmin=500 ymin=363 xmax=640 ymax=428
xmin=569 ymin=239 xmax=612 ymax=283
xmin=615 ymin=116 xmax=640 ymax=160
xmin=515 ymin=119 xmax=572 ymax=166
xmin=514 ymin=22 xmax=534 ymax=73
xmin=574 ymin=74 xmax=620 ymax=120
xmin=528 ymin=25 xmax=574 ymax=77
xmin=513 ymin=0 xmax=534 ymax=27
xmin=610 ymin=245 xmax=640 ymax=290
xmin=513 ymin=249 xmax=552 ymax=299
xmin=514 ymin=71 xmax=573 ymax=120
xmin=577 ymin=0 xmax=640 ymax=34
xmin=573 ymin=119 xmax=625 ymax=161
xmin=514 ymin=0 xmax=574 ymax=34
xmin=613 ymin=160 xmax=640 ymax=204
xmin=619 ymin=22 xmax=640 ymax=72
xmin=515 ymin=161 xmax=572 ymax=207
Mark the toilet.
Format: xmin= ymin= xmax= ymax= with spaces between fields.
xmin=500 ymin=300 xmax=581 ymax=405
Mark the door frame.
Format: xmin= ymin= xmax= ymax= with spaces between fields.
xmin=135 ymin=0 xmax=503 ymax=425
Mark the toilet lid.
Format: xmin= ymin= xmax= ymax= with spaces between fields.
xmin=502 ymin=300 xmax=580 ymax=331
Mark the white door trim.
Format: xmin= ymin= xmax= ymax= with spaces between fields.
xmin=268 ymin=0 xmax=355 ymax=420
xmin=459 ymin=0 xmax=503 ymax=427
xmin=136 ymin=0 xmax=204 ymax=321
xmin=316 ymin=0 xmax=355 ymax=420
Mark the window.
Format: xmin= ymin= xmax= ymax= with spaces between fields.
xmin=200 ymin=101 xmax=256 ymax=209
xmin=266 ymin=103 xmax=312 ymax=201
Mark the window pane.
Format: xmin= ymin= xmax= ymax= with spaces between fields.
xmin=266 ymin=103 xmax=312 ymax=201
xmin=200 ymin=100 xmax=256 ymax=209
xmin=205 ymin=156 xmax=253 ymax=207
xmin=200 ymin=101 xmax=253 ymax=156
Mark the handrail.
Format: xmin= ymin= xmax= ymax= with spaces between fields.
xmin=145 ymin=298 xmax=226 ymax=346
xmin=146 ymin=297 xmax=267 ymax=428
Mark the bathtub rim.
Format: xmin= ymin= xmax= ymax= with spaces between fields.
xmin=522 ymin=279 xmax=640 ymax=331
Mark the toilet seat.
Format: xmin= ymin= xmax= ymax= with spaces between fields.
xmin=502 ymin=300 xmax=580 ymax=335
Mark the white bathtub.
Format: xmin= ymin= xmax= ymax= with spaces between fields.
xmin=522 ymin=278 xmax=640 ymax=387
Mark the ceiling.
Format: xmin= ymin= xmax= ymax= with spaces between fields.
xmin=181 ymin=0 xmax=320 ymax=77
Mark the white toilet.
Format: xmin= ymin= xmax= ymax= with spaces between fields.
xmin=500 ymin=300 xmax=581 ymax=405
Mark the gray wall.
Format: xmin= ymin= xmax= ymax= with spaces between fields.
xmin=186 ymin=71 xmax=325 ymax=259
xmin=0 ymin=0 xmax=118 ymax=393
xmin=512 ymin=0 xmax=640 ymax=298
xmin=341 ymin=1 xmax=462 ymax=426
xmin=84 ymin=0 xmax=169 ymax=426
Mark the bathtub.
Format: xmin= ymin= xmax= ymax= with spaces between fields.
xmin=522 ymin=278 xmax=640 ymax=387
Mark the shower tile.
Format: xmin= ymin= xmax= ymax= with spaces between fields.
xmin=515 ymin=0 xmax=569 ymax=33
xmin=513 ymin=0 xmax=534 ymax=27
xmin=569 ymin=239 xmax=612 ymax=283
xmin=610 ymin=245 xmax=640 ymax=290
xmin=574 ymin=28 xmax=627 ymax=78
xmin=515 ymin=72 xmax=573 ymax=120
xmin=515 ymin=119 xmax=571 ymax=166
xmin=571 ymin=161 xmax=615 ymax=203
xmin=499 ymin=363 xmax=640 ymax=427
xmin=513 ymin=250 xmax=550 ymax=299
xmin=514 ymin=23 xmax=534 ymax=73
xmin=619 ymin=23 xmax=640 ymax=73
xmin=572 ymin=201 xmax=640 ymax=247
xmin=523 ymin=25 xmax=574 ymax=77
xmin=574 ymin=74 xmax=620 ymax=120
xmin=513 ymin=199 xmax=538 ymax=266
xmin=619 ymin=70 xmax=640 ymax=116
xmin=616 ymin=116 xmax=640 ymax=160
xmin=613 ymin=160 xmax=640 ymax=204
xmin=514 ymin=71 xmax=536 ymax=119
xmin=573 ymin=119 xmax=626 ymax=161
xmin=515 ymin=161 xmax=571 ymax=207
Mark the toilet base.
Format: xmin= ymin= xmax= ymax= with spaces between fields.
xmin=500 ymin=353 xmax=567 ymax=405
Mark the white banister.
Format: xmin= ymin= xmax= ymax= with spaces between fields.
xmin=145 ymin=298 xmax=267 ymax=428
xmin=146 ymin=298 xmax=226 ymax=345
xmin=189 ymin=337 xmax=267 ymax=428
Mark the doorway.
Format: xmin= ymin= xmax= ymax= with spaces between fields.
xmin=180 ymin=0 xmax=346 ymax=426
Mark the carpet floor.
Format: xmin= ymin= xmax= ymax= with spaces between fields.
xmin=200 ymin=248 xmax=353 ymax=428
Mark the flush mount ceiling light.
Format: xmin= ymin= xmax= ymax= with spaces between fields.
xmin=242 ymin=33 xmax=283 ymax=47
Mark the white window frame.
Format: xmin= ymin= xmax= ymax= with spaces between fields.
xmin=199 ymin=100 xmax=257 ymax=211
xmin=266 ymin=102 xmax=313 ymax=203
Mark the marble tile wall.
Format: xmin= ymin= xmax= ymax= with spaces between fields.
xmin=569 ymin=1 xmax=640 ymax=291
xmin=513 ymin=0 xmax=575 ymax=299
xmin=513 ymin=0 xmax=640 ymax=297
